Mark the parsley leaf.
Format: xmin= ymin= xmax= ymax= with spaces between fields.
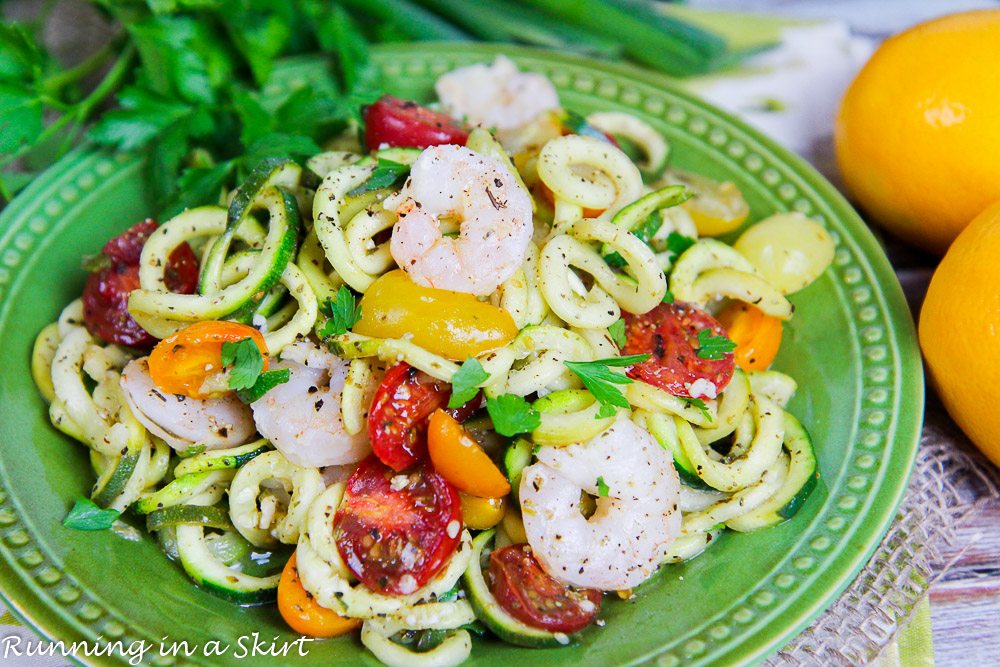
xmin=662 ymin=290 xmax=675 ymax=304
xmin=0 ymin=84 xmax=44 ymax=154
xmin=242 ymin=131 xmax=321 ymax=165
xmin=666 ymin=231 xmax=696 ymax=261
xmin=448 ymin=357 xmax=489 ymax=409
xmin=696 ymin=328 xmax=736 ymax=360
xmin=596 ymin=476 xmax=610 ymax=497
xmin=221 ymin=338 xmax=265 ymax=391
xmin=608 ymin=318 xmax=627 ymax=348
xmin=88 ymin=85 xmax=194 ymax=151
xmin=237 ymin=368 xmax=291 ymax=404
xmin=486 ymin=394 xmax=541 ymax=437
xmin=0 ymin=23 xmax=46 ymax=85
xmin=563 ymin=355 xmax=650 ymax=419
xmin=604 ymin=211 xmax=663 ymax=268
xmin=161 ymin=160 xmax=235 ymax=219
xmin=319 ymin=285 xmax=362 ymax=338
xmin=684 ymin=397 xmax=712 ymax=421
xmin=349 ymin=158 xmax=409 ymax=195
xmin=63 ymin=497 xmax=119 ymax=531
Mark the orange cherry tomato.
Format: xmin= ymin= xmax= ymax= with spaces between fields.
xmin=353 ymin=270 xmax=518 ymax=361
xmin=147 ymin=321 xmax=267 ymax=398
xmin=427 ymin=409 xmax=510 ymax=498
xmin=716 ymin=301 xmax=783 ymax=371
xmin=278 ymin=552 xmax=361 ymax=638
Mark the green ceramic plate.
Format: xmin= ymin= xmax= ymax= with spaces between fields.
xmin=0 ymin=44 xmax=923 ymax=666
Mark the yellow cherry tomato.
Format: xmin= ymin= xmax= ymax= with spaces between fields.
xmin=733 ymin=213 xmax=835 ymax=294
xmin=353 ymin=270 xmax=518 ymax=360
xmin=670 ymin=170 xmax=749 ymax=236
xmin=459 ymin=492 xmax=506 ymax=530
xmin=501 ymin=506 xmax=528 ymax=545
xmin=717 ymin=301 xmax=783 ymax=371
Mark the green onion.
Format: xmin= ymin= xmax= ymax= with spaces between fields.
xmin=338 ymin=0 xmax=473 ymax=42
xmin=515 ymin=0 xmax=729 ymax=76
xmin=411 ymin=0 xmax=622 ymax=58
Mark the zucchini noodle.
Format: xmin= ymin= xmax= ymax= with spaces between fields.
xmin=313 ymin=163 xmax=389 ymax=292
xmin=228 ymin=450 xmax=325 ymax=547
xmin=538 ymin=217 xmax=665 ymax=328
xmin=340 ymin=358 xmax=383 ymax=436
xmin=129 ymin=186 xmax=300 ymax=333
xmin=536 ymin=134 xmax=642 ymax=224
xmin=297 ymin=227 xmax=344 ymax=306
xmin=585 ymin=111 xmax=669 ymax=179
xmin=669 ymin=239 xmax=793 ymax=319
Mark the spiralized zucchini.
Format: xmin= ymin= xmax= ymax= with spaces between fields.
xmin=228 ymin=450 xmax=325 ymax=547
xmin=537 ymin=134 xmax=642 ymax=225
xmin=670 ymin=239 xmax=793 ymax=319
xmin=312 ymin=163 xmax=392 ymax=292
xmin=586 ymin=111 xmax=669 ymax=179
xmin=538 ymin=217 xmax=665 ymax=328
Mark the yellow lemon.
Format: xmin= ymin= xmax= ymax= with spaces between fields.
xmin=919 ymin=201 xmax=1000 ymax=468
xmin=835 ymin=10 xmax=1000 ymax=254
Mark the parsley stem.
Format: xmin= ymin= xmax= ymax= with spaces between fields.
xmin=42 ymin=33 xmax=128 ymax=97
xmin=0 ymin=44 xmax=136 ymax=171
xmin=75 ymin=42 xmax=136 ymax=120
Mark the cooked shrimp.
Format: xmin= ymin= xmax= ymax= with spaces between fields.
xmin=387 ymin=145 xmax=533 ymax=296
xmin=435 ymin=55 xmax=559 ymax=132
xmin=250 ymin=340 xmax=372 ymax=468
xmin=519 ymin=418 xmax=681 ymax=590
xmin=121 ymin=358 xmax=255 ymax=451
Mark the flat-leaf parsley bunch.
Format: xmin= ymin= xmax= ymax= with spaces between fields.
xmin=0 ymin=0 xmax=382 ymax=206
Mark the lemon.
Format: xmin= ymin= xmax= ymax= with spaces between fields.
xmin=835 ymin=10 xmax=1000 ymax=254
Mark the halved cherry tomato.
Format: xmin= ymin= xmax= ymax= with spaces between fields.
xmin=623 ymin=301 xmax=735 ymax=398
xmin=459 ymin=492 xmax=505 ymax=530
xmin=354 ymin=270 xmax=517 ymax=360
xmin=277 ymin=551 xmax=361 ymax=637
xmin=716 ymin=301 xmax=783 ymax=371
xmin=363 ymin=95 xmax=469 ymax=152
xmin=367 ymin=362 xmax=478 ymax=471
xmin=334 ymin=455 xmax=461 ymax=595
xmin=147 ymin=321 xmax=267 ymax=398
xmin=82 ymin=219 xmax=198 ymax=348
xmin=670 ymin=171 xmax=749 ymax=237
xmin=428 ymin=410 xmax=510 ymax=498
xmin=488 ymin=544 xmax=602 ymax=634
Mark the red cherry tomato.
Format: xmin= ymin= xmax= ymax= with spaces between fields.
xmin=367 ymin=362 xmax=478 ymax=472
xmin=622 ymin=301 xmax=735 ymax=398
xmin=334 ymin=455 xmax=462 ymax=595
xmin=363 ymin=95 xmax=469 ymax=152
xmin=82 ymin=220 xmax=198 ymax=348
xmin=488 ymin=544 xmax=602 ymax=634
